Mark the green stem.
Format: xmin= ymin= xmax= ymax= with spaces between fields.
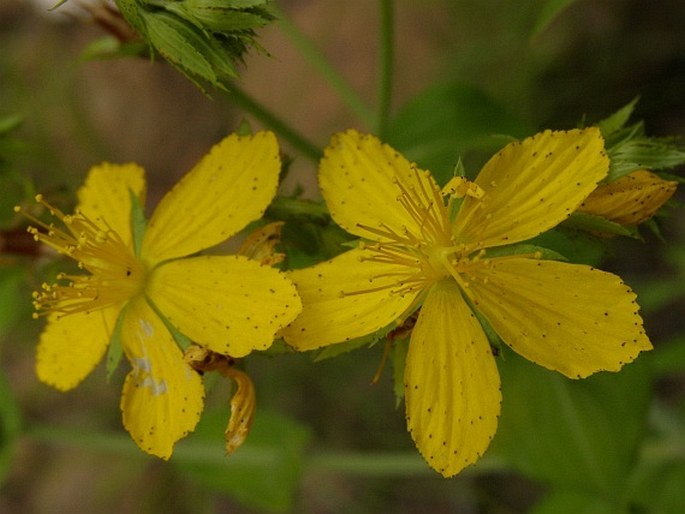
xmin=376 ymin=0 xmax=395 ymax=138
xmin=224 ymin=83 xmax=321 ymax=161
xmin=24 ymin=424 xmax=507 ymax=476
xmin=273 ymin=6 xmax=375 ymax=128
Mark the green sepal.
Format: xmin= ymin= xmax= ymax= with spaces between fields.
xmin=592 ymin=98 xmax=685 ymax=181
xmin=597 ymin=97 xmax=639 ymax=138
xmin=314 ymin=322 xmax=397 ymax=362
xmin=483 ymin=243 xmax=569 ymax=262
xmin=562 ymin=211 xmax=638 ymax=238
xmin=128 ymin=189 xmax=147 ymax=258
xmin=145 ymin=296 xmax=193 ymax=351
xmin=106 ymin=307 xmax=128 ymax=380
xmin=447 ymin=159 xmax=467 ymax=222
xmin=607 ymin=135 xmax=685 ymax=182
xmin=391 ymin=336 xmax=409 ymax=407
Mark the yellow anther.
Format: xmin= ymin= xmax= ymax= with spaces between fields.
xmin=441 ymin=176 xmax=485 ymax=200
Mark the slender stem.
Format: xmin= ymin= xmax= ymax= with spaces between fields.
xmin=224 ymin=83 xmax=321 ymax=161
xmin=273 ymin=6 xmax=375 ymax=128
xmin=24 ymin=424 xmax=508 ymax=476
xmin=376 ymin=0 xmax=395 ymax=138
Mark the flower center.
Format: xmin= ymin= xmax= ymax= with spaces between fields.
xmin=16 ymin=195 xmax=146 ymax=318
xmin=347 ymin=173 xmax=486 ymax=300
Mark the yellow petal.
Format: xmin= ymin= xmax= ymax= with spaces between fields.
xmin=454 ymin=129 xmax=609 ymax=248
xmin=142 ymin=131 xmax=281 ymax=263
xmin=465 ymin=257 xmax=652 ymax=378
xmin=578 ymin=169 xmax=678 ymax=226
xmin=281 ymin=248 xmax=418 ymax=350
xmin=405 ymin=280 xmax=501 ymax=477
xmin=36 ymin=307 xmax=120 ymax=391
xmin=77 ymin=163 xmax=147 ymax=248
xmin=147 ymin=255 xmax=301 ymax=358
xmin=319 ymin=130 xmax=449 ymax=243
xmin=120 ymin=298 xmax=204 ymax=459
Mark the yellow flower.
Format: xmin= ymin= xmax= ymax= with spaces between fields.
xmin=20 ymin=132 xmax=302 ymax=459
xmin=281 ymin=129 xmax=652 ymax=477
xmin=578 ymin=169 xmax=678 ymax=227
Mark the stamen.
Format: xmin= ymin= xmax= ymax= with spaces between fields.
xmin=442 ymin=176 xmax=485 ymax=200
xmin=16 ymin=195 xmax=144 ymax=318
xmin=392 ymin=176 xmax=448 ymax=245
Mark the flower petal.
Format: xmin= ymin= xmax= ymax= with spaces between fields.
xmin=454 ymin=129 xmax=609 ymax=248
xmin=465 ymin=257 xmax=652 ymax=378
xmin=147 ymin=255 xmax=301 ymax=358
xmin=36 ymin=307 xmax=120 ymax=391
xmin=120 ymin=298 xmax=204 ymax=459
xmin=320 ymin=130 xmax=448 ymax=243
xmin=281 ymin=248 xmax=418 ymax=350
xmin=578 ymin=169 xmax=678 ymax=226
xmin=142 ymin=131 xmax=280 ymax=263
xmin=405 ymin=280 xmax=501 ymax=477
xmin=77 ymin=163 xmax=146 ymax=248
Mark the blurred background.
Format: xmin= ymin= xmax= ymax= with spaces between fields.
xmin=1 ymin=0 xmax=684 ymax=512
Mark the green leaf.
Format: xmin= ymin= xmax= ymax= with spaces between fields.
xmin=387 ymin=83 xmax=532 ymax=185
xmin=531 ymin=0 xmax=582 ymax=39
xmin=115 ymin=0 xmax=274 ymax=91
xmin=114 ymin=0 xmax=147 ymax=35
xmin=163 ymin=0 xmax=274 ymax=33
xmin=491 ymin=347 xmax=651 ymax=495
xmin=142 ymin=10 xmax=229 ymax=89
xmin=176 ymin=409 xmax=310 ymax=513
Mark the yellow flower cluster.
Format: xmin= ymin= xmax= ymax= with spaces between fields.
xmin=22 ymin=127 xmax=667 ymax=474
xmin=21 ymin=132 xmax=302 ymax=458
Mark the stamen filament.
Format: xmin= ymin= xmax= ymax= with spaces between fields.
xmin=16 ymin=195 xmax=145 ymax=318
